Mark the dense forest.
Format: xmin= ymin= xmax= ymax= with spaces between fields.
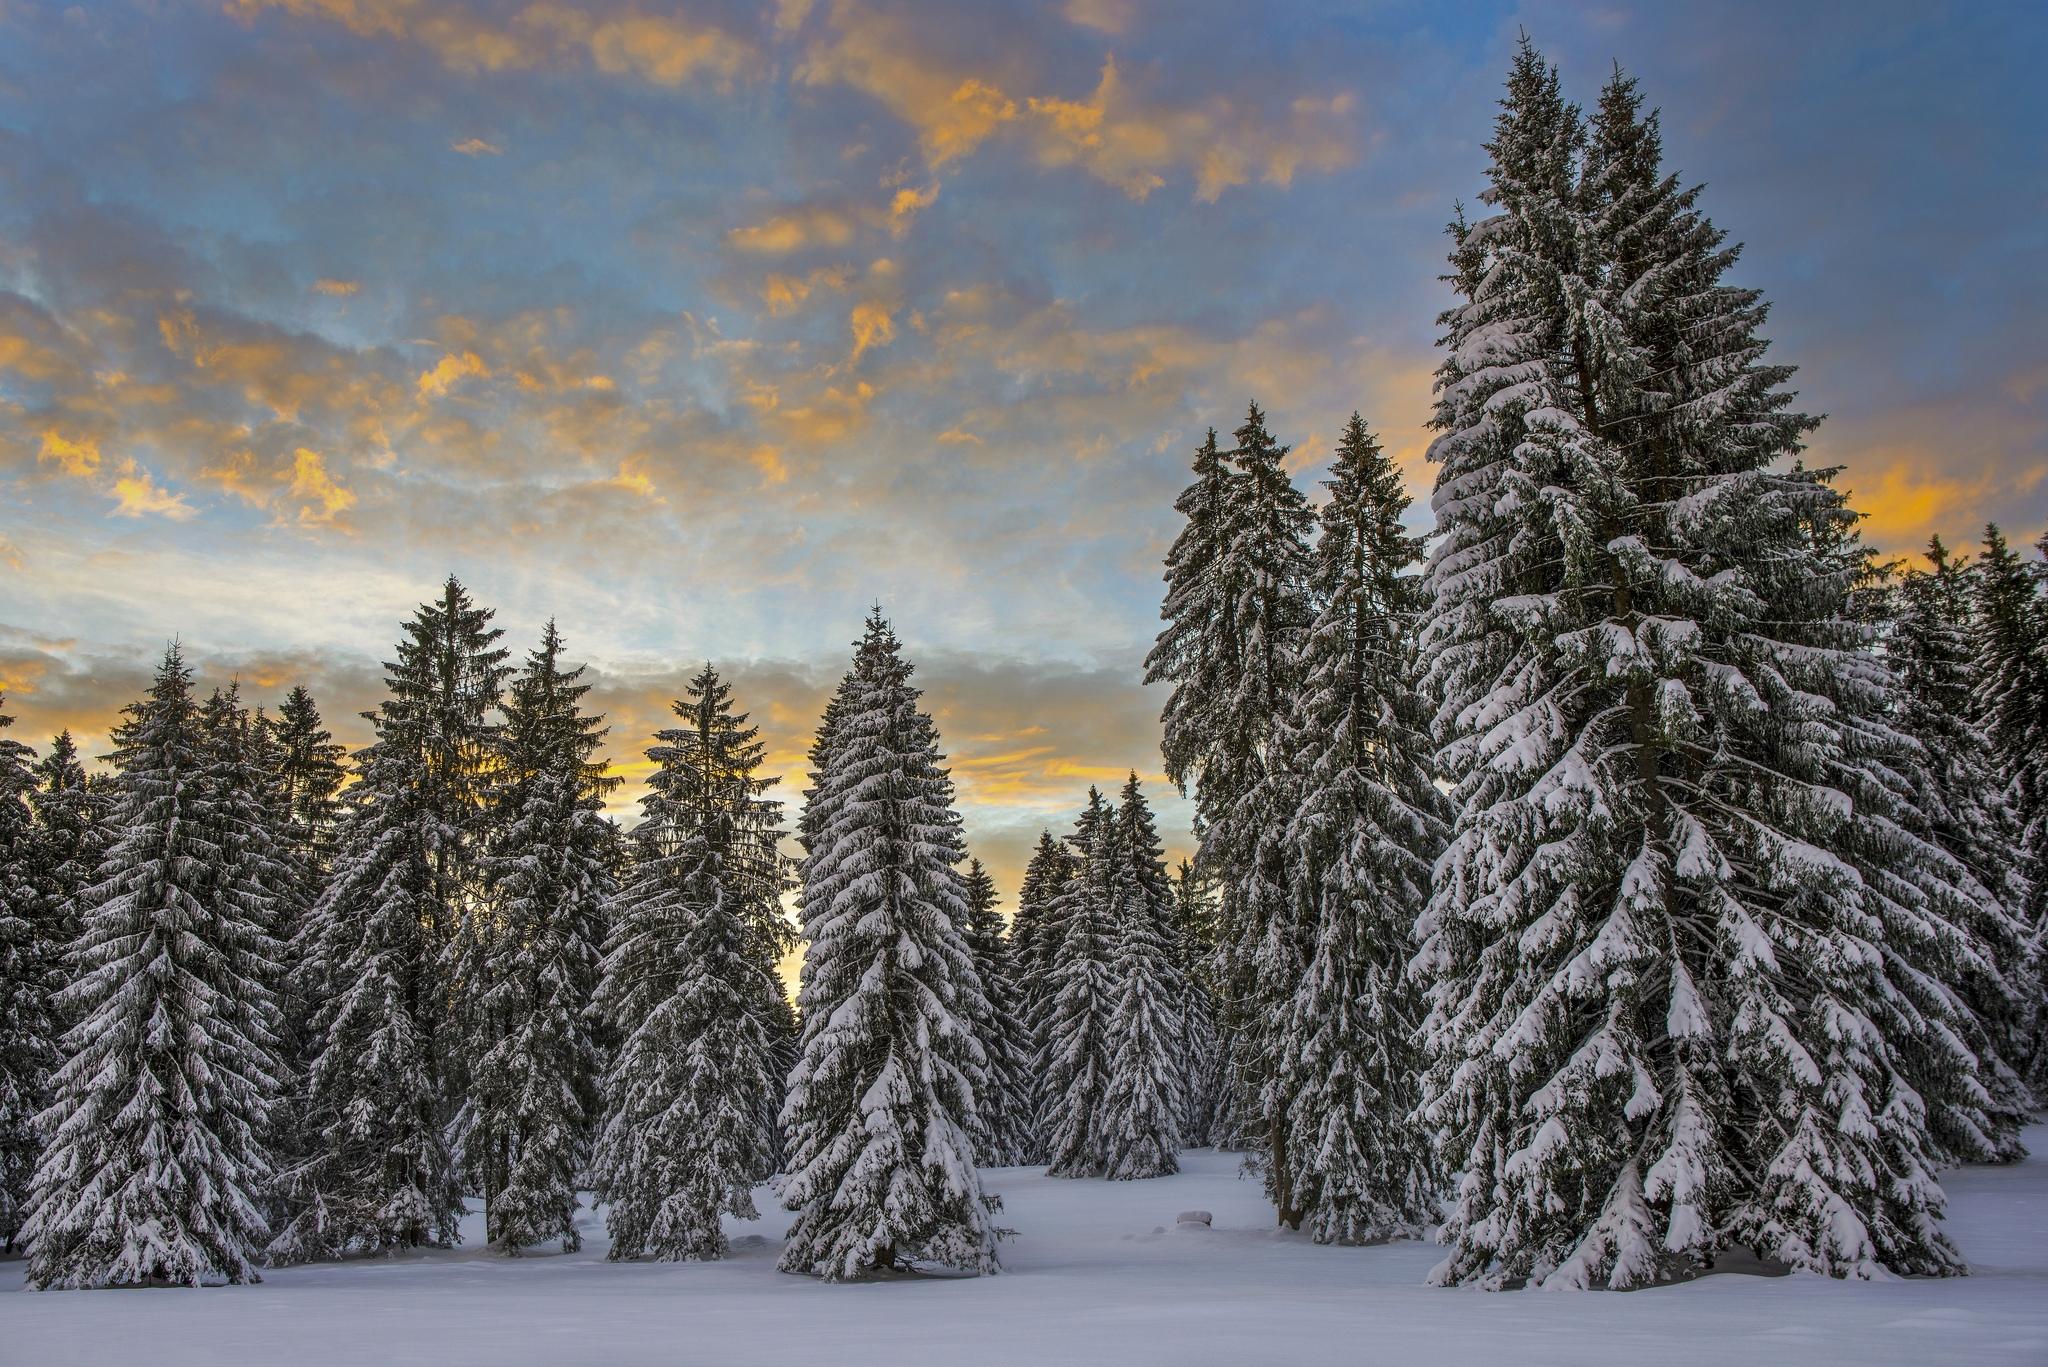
xmin=1 ymin=39 xmax=2044 ymax=1293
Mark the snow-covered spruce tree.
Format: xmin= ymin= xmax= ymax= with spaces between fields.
xmin=1146 ymin=401 xmax=1315 ymax=1214
xmin=455 ymin=623 xmax=615 ymax=1253
xmin=1146 ymin=428 xmax=1237 ymax=809
xmin=1012 ymin=834 xmax=1073 ymax=1037
xmin=268 ymin=686 xmax=345 ymax=933
xmin=0 ymin=698 xmax=49 ymax=1251
xmin=28 ymin=730 xmax=109 ymax=953
xmin=1974 ymin=526 xmax=2048 ymax=1087
xmin=1274 ymin=413 xmax=1448 ymax=1244
xmin=268 ymin=582 xmax=507 ymax=1262
xmin=22 ymin=647 xmax=284 ymax=1288
xmin=779 ymin=614 xmax=999 ymax=1279
xmin=963 ymin=858 xmax=1038 ymax=1166
xmin=1168 ymin=859 xmax=1224 ymax=1147
xmin=1887 ymin=539 xmax=2035 ymax=1157
xmin=1416 ymin=47 xmax=1992 ymax=1287
xmin=594 ymin=662 xmax=787 ymax=1261
xmin=1039 ymin=789 xmax=1121 ymax=1178
xmin=1099 ymin=775 xmax=1186 ymax=1180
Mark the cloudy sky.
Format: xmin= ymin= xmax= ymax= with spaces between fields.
xmin=1 ymin=0 xmax=2042 ymax=896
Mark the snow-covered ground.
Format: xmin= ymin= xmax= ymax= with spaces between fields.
xmin=7 ymin=1127 xmax=2047 ymax=1366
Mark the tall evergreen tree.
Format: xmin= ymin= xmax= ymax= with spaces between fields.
xmin=594 ymin=663 xmax=786 ymax=1261
xmin=1887 ymin=540 xmax=2035 ymax=1158
xmin=1416 ymin=47 xmax=1994 ymax=1287
xmin=962 ymin=859 xmax=1037 ymax=1166
xmin=28 ymin=729 xmax=106 ymax=952
xmin=779 ymin=614 xmax=999 ymax=1279
xmin=1146 ymin=428 xmax=1237 ymax=808
xmin=1039 ymin=790 xmax=1121 ymax=1179
xmin=1277 ymin=414 xmax=1447 ymax=1244
xmin=268 ymin=686 xmax=345 ymax=922
xmin=1010 ymin=829 xmax=1075 ymax=1164
xmin=269 ymin=580 xmax=507 ymax=1261
xmin=0 ymin=698 xmax=48 ymax=1251
xmin=1168 ymin=859 xmax=1224 ymax=1147
xmin=456 ymin=623 xmax=615 ymax=1253
xmin=1148 ymin=401 xmax=1316 ymax=1216
xmin=1100 ymin=776 xmax=1185 ymax=1180
xmin=22 ymin=647 xmax=283 ymax=1288
xmin=1973 ymin=526 xmax=2048 ymax=1088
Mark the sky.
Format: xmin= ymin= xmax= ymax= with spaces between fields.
xmin=1 ymin=0 xmax=2044 ymax=898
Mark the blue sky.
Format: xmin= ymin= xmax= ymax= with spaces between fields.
xmin=2 ymin=0 xmax=2043 ymax=890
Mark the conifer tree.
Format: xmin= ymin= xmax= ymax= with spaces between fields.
xmin=28 ymin=729 xmax=106 ymax=952
xmin=0 ymin=698 xmax=48 ymax=1251
xmin=963 ymin=859 xmax=1037 ymax=1166
xmin=1012 ymin=833 xmax=1074 ymax=1039
xmin=1040 ymin=790 xmax=1121 ymax=1179
xmin=779 ymin=614 xmax=999 ymax=1279
xmin=268 ymin=686 xmax=346 ymax=922
xmin=1277 ymin=414 xmax=1447 ymax=1243
xmin=1100 ymin=776 xmax=1185 ymax=1180
xmin=457 ymin=623 xmax=615 ymax=1253
xmin=269 ymin=581 xmax=506 ymax=1261
xmin=1973 ymin=526 xmax=2048 ymax=1087
xmin=1887 ymin=540 xmax=2035 ymax=1158
xmin=594 ymin=663 xmax=786 ymax=1261
xmin=1416 ymin=47 xmax=1994 ymax=1286
xmin=22 ymin=648 xmax=283 ymax=1288
xmin=1146 ymin=428 xmax=1237 ymax=807
xmin=1168 ymin=859 xmax=1224 ymax=1146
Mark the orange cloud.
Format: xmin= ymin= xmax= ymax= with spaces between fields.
xmin=312 ymin=278 xmax=361 ymax=296
xmin=451 ymin=136 xmax=503 ymax=156
xmin=760 ymin=266 xmax=854 ymax=316
xmin=797 ymin=6 xmax=1018 ymax=168
xmin=109 ymin=461 xmax=194 ymax=520
xmin=848 ymin=299 xmax=897 ymax=365
xmin=37 ymin=430 xmax=102 ymax=478
xmin=887 ymin=182 xmax=940 ymax=237
xmin=728 ymin=207 xmax=859 ymax=255
xmin=417 ymin=349 xmax=490 ymax=398
xmin=289 ymin=447 xmax=357 ymax=526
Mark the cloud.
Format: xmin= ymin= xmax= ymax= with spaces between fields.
xmin=37 ymin=429 xmax=101 ymax=477
xmin=109 ymin=460 xmax=195 ymax=520
xmin=289 ymin=447 xmax=358 ymax=526
xmin=727 ymin=206 xmax=860 ymax=256
xmin=886 ymin=181 xmax=940 ymax=237
xmin=417 ymin=349 xmax=490 ymax=398
xmin=312 ymin=278 xmax=362 ymax=296
xmin=796 ymin=5 xmax=1020 ymax=168
xmin=760 ymin=266 xmax=853 ymax=316
xmin=451 ymin=137 xmax=503 ymax=156
xmin=1027 ymin=57 xmax=1356 ymax=201
xmin=848 ymin=298 xmax=897 ymax=365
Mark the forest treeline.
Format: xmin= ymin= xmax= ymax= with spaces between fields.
xmin=1 ymin=39 xmax=2045 ymax=1291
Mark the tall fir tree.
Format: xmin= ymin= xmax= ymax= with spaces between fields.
xmin=962 ymin=858 xmax=1038 ymax=1166
xmin=1168 ymin=859 xmax=1224 ymax=1147
xmin=456 ymin=623 xmax=615 ymax=1252
xmin=594 ymin=663 xmax=786 ymax=1261
xmin=269 ymin=580 xmax=507 ymax=1261
xmin=1010 ymin=829 xmax=1075 ymax=1164
xmin=1416 ymin=46 xmax=1995 ymax=1287
xmin=1887 ymin=539 xmax=2036 ymax=1157
xmin=22 ymin=647 xmax=283 ymax=1288
xmin=1039 ymin=790 xmax=1121 ymax=1179
xmin=0 ymin=698 xmax=48 ymax=1251
xmin=28 ymin=729 xmax=107 ymax=951
xmin=1973 ymin=526 xmax=2048 ymax=1086
xmin=1147 ymin=401 xmax=1316 ymax=1216
xmin=779 ymin=614 xmax=1000 ymax=1279
xmin=1099 ymin=776 xmax=1186 ymax=1180
xmin=1277 ymin=414 xmax=1448 ymax=1243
